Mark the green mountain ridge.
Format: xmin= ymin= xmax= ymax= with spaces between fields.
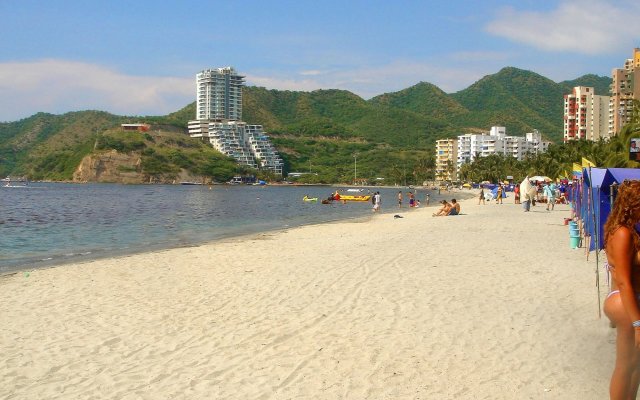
xmin=0 ymin=67 xmax=613 ymax=183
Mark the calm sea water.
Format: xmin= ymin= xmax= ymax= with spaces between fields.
xmin=0 ymin=183 xmax=452 ymax=273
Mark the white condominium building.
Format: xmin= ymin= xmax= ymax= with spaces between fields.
xmin=189 ymin=66 xmax=283 ymax=175
xmin=196 ymin=67 xmax=244 ymax=121
xmin=456 ymin=132 xmax=491 ymax=168
xmin=245 ymin=125 xmax=284 ymax=175
xmin=435 ymin=138 xmax=458 ymax=182
xmin=456 ymin=126 xmax=549 ymax=172
xmin=563 ymin=86 xmax=610 ymax=142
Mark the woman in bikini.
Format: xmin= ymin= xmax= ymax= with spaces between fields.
xmin=603 ymin=180 xmax=640 ymax=400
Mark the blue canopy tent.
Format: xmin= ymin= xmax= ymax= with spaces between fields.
xmin=605 ymin=167 xmax=640 ymax=184
xmin=574 ymin=167 xmax=640 ymax=319
xmin=581 ymin=168 xmax=608 ymax=252
xmin=582 ymin=168 xmax=640 ymax=251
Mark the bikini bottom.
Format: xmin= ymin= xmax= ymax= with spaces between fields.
xmin=606 ymin=290 xmax=640 ymax=303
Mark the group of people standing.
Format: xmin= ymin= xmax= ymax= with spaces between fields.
xmin=396 ymin=191 xmax=420 ymax=209
xmin=477 ymin=184 xmax=505 ymax=205
xmin=519 ymin=178 xmax=566 ymax=212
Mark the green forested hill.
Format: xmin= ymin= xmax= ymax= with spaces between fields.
xmin=369 ymin=82 xmax=468 ymax=121
xmin=560 ymin=74 xmax=612 ymax=97
xmin=0 ymin=111 xmax=123 ymax=178
xmin=0 ymin=67 xmax=612 ymax=183
xmin=450 ymin=67 xmax=565 ymax=140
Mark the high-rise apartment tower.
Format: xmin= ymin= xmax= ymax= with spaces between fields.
xmin=563 ymin=86 xmax=610 ymax=142
xmin=196 ymin=67 xmax=244 ymax=121
xmin=608 ymin=48 xmax=640 ymax=137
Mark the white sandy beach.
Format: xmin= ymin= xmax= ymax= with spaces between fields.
xmin=0 ymin=194 xmax=614 ymax=399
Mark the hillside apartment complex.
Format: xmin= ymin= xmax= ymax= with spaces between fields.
xmin=563 ymin=48 xmax=640 ymax=142
xmin=188 ymin=67 xmax=283 ymax=175
xmin=435 ymin=127 xmax=550 ymax=182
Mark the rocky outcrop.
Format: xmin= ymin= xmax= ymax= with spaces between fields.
xmin=73 ymin=150 xmax=145 ymax=183
xmin=73 ymin=150 xmax=210 ymax=184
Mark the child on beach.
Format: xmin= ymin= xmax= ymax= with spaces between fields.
xmin=478 ymin=186 xmax=485 ymax=205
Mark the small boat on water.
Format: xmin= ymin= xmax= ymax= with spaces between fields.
xmin=2 ymin=176 xmax=29 ymax=187
xmin=180 ymin=181 xmax=203 ymax=185
xmin=303 ymin=196 xmax=318 ymax=202
xmin=339 ymin=195 xmax=371 ymax=202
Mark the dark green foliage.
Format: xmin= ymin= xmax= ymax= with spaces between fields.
xmin=96 ymin=132 xmax=146 ymax=153
xmin=560 ymin=74 xmax=612 ymax=96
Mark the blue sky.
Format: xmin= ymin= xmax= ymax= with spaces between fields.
xmin=0 ymin=0 xmax=639 ymax=122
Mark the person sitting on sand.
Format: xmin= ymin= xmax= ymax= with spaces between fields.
xmin=433 ymin=200 xmax=451 ymax=216
xmin=448 ymin=199 xmax=461 ymax=216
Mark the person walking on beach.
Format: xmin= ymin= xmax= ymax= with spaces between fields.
xmin=408 ymin=191 xmax=415 ymax=208
xmin=425 ymin=192 xmax=430 ymax=206
xmin=514 ymin=185 xmax=520 ymax=204
xmin=478 ymin=186 xmax=485 ymax=205
xmin=520 ymin=177 xmax=532 ymax=211
xmin=397 ymin=191 xmax=403 ymax=208
xmin=602 ymin=180 xmax=640 ymax=400
xmin=496 ymin=184 xmax=504 ymax=204
xmin=544 ymin=183 xmax=556 ymax=211
xmin=372 ymin=191 xmax=381 ymax=212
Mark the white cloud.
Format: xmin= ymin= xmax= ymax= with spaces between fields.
xmin=486 ymin=0 xmax=640 ymax=54
xmin=298 ymin=70 xmax=326 ymax=76
xmin=0 ymin=59 xmax=193 ymax=122
xmin=0 ymin=57 xmax=500 ymax=122
xmin=247 ymin=60 xmax=492 ymax=99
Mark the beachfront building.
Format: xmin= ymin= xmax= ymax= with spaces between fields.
xmin=456 ymin=126 xmax=549 ymax=172
xmin=608 ymin=48 xmax=640 ymax=137
xmin=188 ymin=67 xmax=283 ymax=175
xmin=435 ymin=138 xmax=458 ymax=182
xmin=563 ymin=86 xmax=610 ymax=142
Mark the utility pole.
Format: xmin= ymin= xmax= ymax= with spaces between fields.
xmin=353 ymin=153 xmax=358 ymax=185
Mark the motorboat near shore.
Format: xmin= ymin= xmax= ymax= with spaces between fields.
xmin=2 ymin=176 xmax=29 ymax=187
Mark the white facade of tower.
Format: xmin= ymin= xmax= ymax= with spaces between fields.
xmin=196 ymin=67 xmax=244 ymax=121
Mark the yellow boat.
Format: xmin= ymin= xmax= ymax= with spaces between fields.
xmin=336 ymin=195 xmax=371 ymax=202
xmin=303 ymin=196 xmax=318 ymax=202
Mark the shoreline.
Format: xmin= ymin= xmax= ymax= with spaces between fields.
xmin=2 ymin=187 xmax=475 ymax=275
xmin=2 ymin=195 xmax=609 ymax=399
